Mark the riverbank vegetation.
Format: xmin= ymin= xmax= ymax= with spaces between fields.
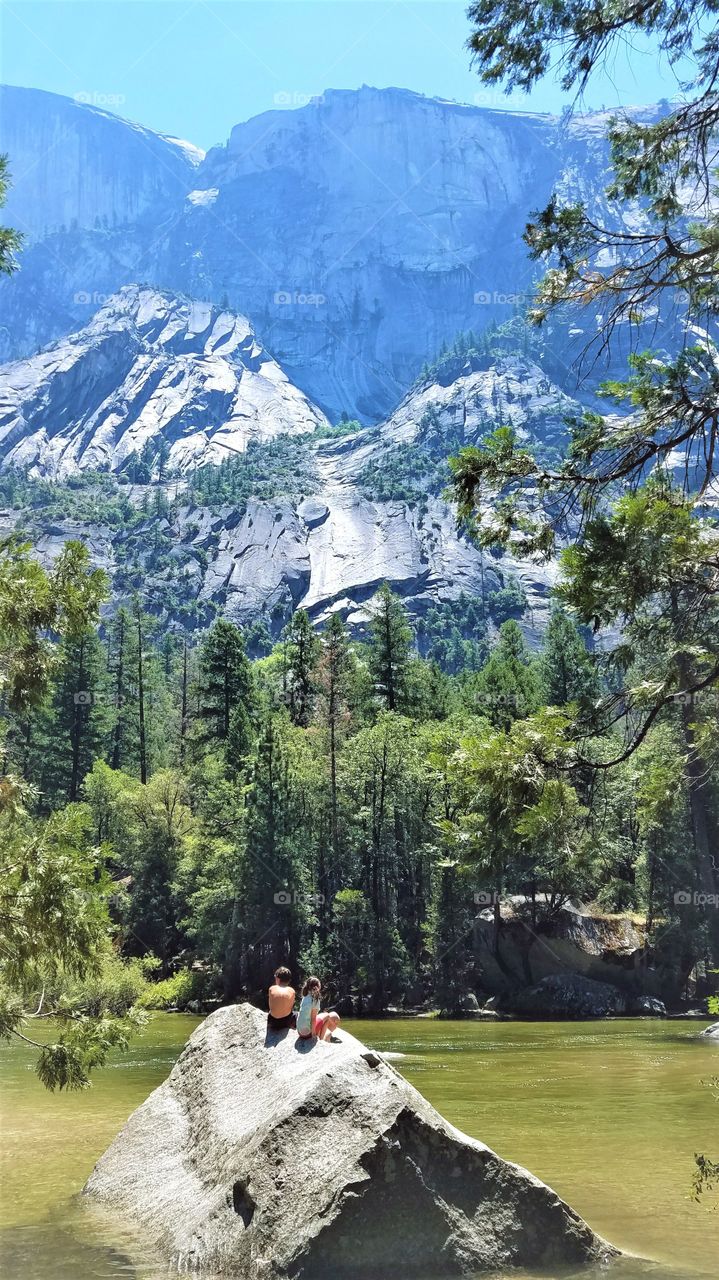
xmin=1 ymin=535 xmax=717 ymax=1088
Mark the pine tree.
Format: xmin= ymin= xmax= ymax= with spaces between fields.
xmin=472 ymin=619 xmax=541 ymax=729
xmin=284 ymin=609 xmax=320 ymax=727
xmin=433 ymin=862 xmax=476 ymax=1013
xmin=368 ymin=583 xmax=413 ymax=711
xmin=196 ymin=619 xmax=254 ymax=745
xmin=317 ymin=614 xmax=352 ymax=890
xmin=108 ymin=607 xmax=134 ymax=772
xmin=39 ymin=627 xmax=111 ymax=805
xmin=538 ymin=605 xmax=601 ymax=711
xmin=135 ymin=601 xmax=148 ymax=784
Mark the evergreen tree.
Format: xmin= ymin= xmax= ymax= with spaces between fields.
xmin=284 ymin=609 xmax=320 ymax=727
xmin=472 ymin=620 xmax=541 ymax=729
xmin=537 ymin=605 xmax=601 ymax=711
xmin=107 ymin=607 xmax=135 ymax=772
xmin=39 ymin=626 xmax=111 ymax=806
xmin=0 ymin=155 xmax=22 ymax=275
xmin=196 ymin=619 xmax=254 ymax=745
xmin=241 ymin=714 xmax=319 ymax=990
xmin=368 ymin=583 xmax=413 ymax=711
xmin=433 ymin=862 xmax=476 ymax=1014
xmin=316 ymin=613 xmax=352 ymax=890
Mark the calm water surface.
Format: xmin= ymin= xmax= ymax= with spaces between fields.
xmin=0 ymin=1015 xmax=717 ymax=1279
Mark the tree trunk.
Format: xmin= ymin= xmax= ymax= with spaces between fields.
xmin=180 ymin=639 xmax=188 ymax=765
xmin=70 ymin=636 xmax=85 ymax=802
xmin=137 ymin=611 xmax=147 ymax=784
xmin=111 ymin=612 xmax=125 ymax=771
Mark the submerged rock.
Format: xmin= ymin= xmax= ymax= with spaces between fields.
xmin=84 ymin=1003 xmax=614 ymax=1277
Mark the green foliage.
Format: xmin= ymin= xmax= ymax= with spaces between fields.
xmin=359 ymin=441 xmax=452 ymax=505
xmin=537 ymin=605 xmax=600 ymax=712
xmin=470 ymin=620 xmax=541 ymax=729
xmin=196 ymin=619 xmax=255 ymax=746
xmin=0 ymin=154 xmax=22 ymax=274
xmin=283 ymin=609 xmax=321 ymax=727
xmin=368 ymin=583 xmax=413 ymax=711
xmin=0 ymin=537 xmax=107 ymax=712
xmin=415 ymin=594 xmax=489 ymax=674
xmin=416 ymin=316 xmax=567 ymax=388
xmin=137 ymin=967 xmax=203 ymax=1010
xmin=2 ymin=528 xmax=717 ymax=1068
xmin=314 ymin=417 xmax=363 ymax=439
xmin=186 ymin=436 xmax=317 ymax=511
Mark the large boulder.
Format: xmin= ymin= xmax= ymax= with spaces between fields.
xmin=508 ymin=973 xmax=628 ymax=1019
xmin=628 ymin=995 xmax=667 ymax=1017
xmin=473 ymin=901 xmax=678 ymax=999
xmin=84 ymin=1004 xmax=614 ymax=1277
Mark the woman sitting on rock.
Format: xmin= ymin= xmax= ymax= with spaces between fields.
xmin=296 ymin=975 xmax=341 ymax=1041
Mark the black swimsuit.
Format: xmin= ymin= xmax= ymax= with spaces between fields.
xmin=267 ymin=1011 xmax=296 ymax=1030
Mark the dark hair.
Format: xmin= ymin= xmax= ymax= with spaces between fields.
xmin=274 ymin=966 xmax=292 ymax=984
xmin=302 ymin=975 xmax=321 ymax=997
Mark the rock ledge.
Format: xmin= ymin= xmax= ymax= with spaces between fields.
xmin=84 ymin=1003 xmax=615 ymax=1277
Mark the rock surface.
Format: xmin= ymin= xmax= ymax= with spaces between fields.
xmin=0 ymin=84 xmax=657 ymax=417
xmin=0 ymin=286 xmax=329 ymax=477
xmin=628 ymin=996 xmax=667 ymax=1017
xmin=0 ymin=312 xmax=569 ymax=635
xmin=473 ymin=902 xmax=679 ymax=999
xmin=508 ymin=973 xmax=629 ymax=1019
xmin=84 ymin=1003 xmax=613 ymax=1277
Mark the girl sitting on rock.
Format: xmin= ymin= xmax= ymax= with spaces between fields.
xmin=296 ymin=976 xmax=341 ymax=1041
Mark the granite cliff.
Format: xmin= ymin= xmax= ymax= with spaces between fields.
xmin=0 ymin=84 xmax=650 ymax=418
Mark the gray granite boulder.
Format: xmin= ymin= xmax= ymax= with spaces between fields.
xmin=84 ymin=1003 xmax=614 ymax=1277
xmin=509 ymin=973 xmax=628 ymax=1019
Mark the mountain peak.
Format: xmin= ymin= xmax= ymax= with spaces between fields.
xmin=0 ymin=286 xmax=328 ymax=478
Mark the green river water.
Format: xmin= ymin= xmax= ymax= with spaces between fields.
xmin=0 ymin=1015 xmax=717 ymax=1279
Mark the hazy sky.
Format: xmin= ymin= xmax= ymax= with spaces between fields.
xmin=1 ymin=0 xmax=684 ymax=149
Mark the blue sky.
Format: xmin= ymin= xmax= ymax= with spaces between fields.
xmin=1 ymin=0 xmax=684 ymax=149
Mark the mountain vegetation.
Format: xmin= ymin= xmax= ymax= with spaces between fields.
xmin=464 ymin=0 xmax=719 ymax=1191
xmin=1 ymin=533 xmax=715 ymax=1089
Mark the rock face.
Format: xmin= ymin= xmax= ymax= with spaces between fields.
xmin=0 ymin=313 xmax=571 ymax=633
xmin=0 ymin=286 xmax=329 ymax=476
xmin=0 ymin=84 xmax=654 ymax=417
xmin=84 ymin=1003 xmax=613 ymax=1277
xmin=473 ymin=902 xmax=677 ymax=999
xmin=0 ymin=86 xmax=202 ymax=242
xmin=509 ymin=973 xmax=629 ymax=1019
xmin=375 ymin=354 xmax=579 ymax=453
